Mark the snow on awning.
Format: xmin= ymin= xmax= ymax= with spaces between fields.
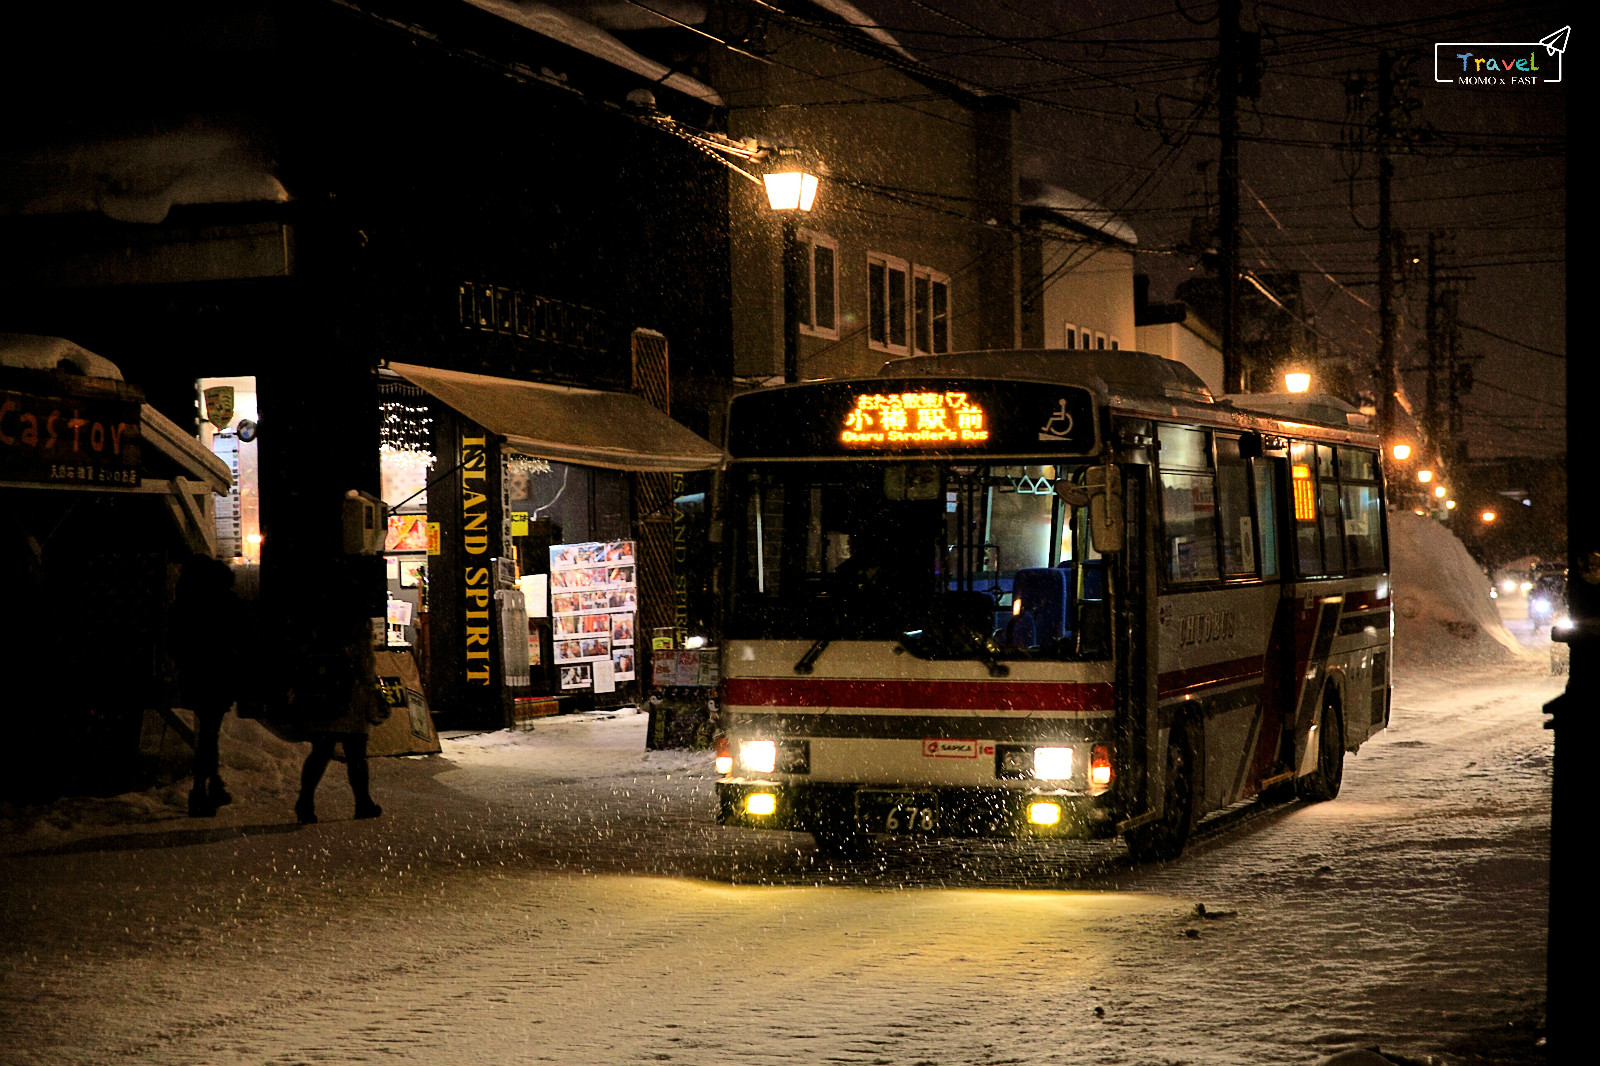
xmin=1021 ymin=178 xmax=1138 ymax=247
xmin=460 ymin=0 xmax=723 ymax=105
xmin=387 ymin=362 xmax=723 ymax=472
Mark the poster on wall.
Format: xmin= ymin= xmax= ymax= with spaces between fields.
xmin=548 ymin=540 xmax=636 ymax=692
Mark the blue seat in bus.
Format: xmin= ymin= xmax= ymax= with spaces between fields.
xmin=1006 ymin=567 xmax=1069 ymax=648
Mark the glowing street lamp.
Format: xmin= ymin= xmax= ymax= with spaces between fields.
xmin=765 ymin=165 xmax=821 ymax=383
xmin=1284 ymin=371 xmax=1311 ymax=393
xmin=1481 ymin=510 xmax=1497 ymax=523
xmin=1417 ymin=469 xmax=1434 ymax=484
xmin=1392 ymin=443 xmax=1412 ymax=461
xmin=1434 ymin=485 xmax=1447 ymax=499
xmin=1446 ymin=499 xmax=1457 ymax=510
xmin=763 ymin=170 xmax=819 ymax=212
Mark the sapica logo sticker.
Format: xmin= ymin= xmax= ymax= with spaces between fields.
xmin=1435 ymin=26 xmax=1568 ymax=86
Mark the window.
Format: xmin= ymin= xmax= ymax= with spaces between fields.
xmin=913 ymin=266 xmax=952 ymax=354
xmin=1110 ymin=337 xmax=1120 ymax=350
xmin=868 ymin=253 xmax=910 ymax=353
xmin=1253 ymin=459 xmax=1279 ymax=578
xmin=1290 ymin=442 xmax=1323 ymax=575
xmin=1080 ymin=329 xmax=1092 ymax=349
xmin=1158 ymin=426 xmax=1218 ymax=583
xmin=1063 ymin=322 xmax=1077 ymax=349
xmin=797 ymin=229 xmax=838 ymax=339
xmin=1215 ymin=436 xmax=1255 ymax=576
xmin=1095 ymin=332 xmax=1107 ymax=350
xmin=1337 ymin=447 xmax=1385 ymax=572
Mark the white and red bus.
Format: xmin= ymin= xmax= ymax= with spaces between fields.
xmin=714 ymin=350 xmax=1391 ymax=859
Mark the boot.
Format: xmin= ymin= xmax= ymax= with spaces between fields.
xmin=353 ymin=799 xmax=383 ymax=820
xmin=188 ymin=787 xmax=217 ymax=818
xmin=208 ymin=777 xmax=233 ymax=809
xmin=295 ymin=794 xmax=317 ymax=825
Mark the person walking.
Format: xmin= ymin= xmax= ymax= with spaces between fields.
xmin=288 ymin=607 xmax=388 ymax=825
xmin=170 ymin=553 xmax=241 ymax=817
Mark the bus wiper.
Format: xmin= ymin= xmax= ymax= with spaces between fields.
xmin=795 ymin=638 xmax=831 ymax=674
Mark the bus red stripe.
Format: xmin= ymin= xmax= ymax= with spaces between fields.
xmin=1157 ymin=656 xmax=1265 ymax=698
xmin=721 ymin=678 xmax=1115 ymax=711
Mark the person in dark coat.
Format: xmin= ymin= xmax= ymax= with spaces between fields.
xmin=289 ymin=609 xmax=387 ymax=824
xmin=170 ymin=553 xmax=241 ymax=817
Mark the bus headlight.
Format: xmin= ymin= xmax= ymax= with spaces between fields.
xmin=1032 ymin=747 xmax=1074 ymax=780
xmin=745 ymin=793 xmax=777 ymax=816
xmin=740 ymin=740 xmax=777 ymax=773
xmin=1028 ymin=801 xmax=1062 ymax=826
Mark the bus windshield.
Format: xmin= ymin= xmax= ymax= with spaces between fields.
xmin=727 ymin=461 xmax=1109 ymax=660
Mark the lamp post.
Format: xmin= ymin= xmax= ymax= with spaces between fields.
xmin=1284 ymin=371 xmax=1312 ymax=393
xmin=764 ymin=168 xmax=819 ymax=383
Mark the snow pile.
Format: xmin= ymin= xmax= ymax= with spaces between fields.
xmin=0 ymin=711 xmax=308 ymax=846
xmin=1389 ymin=511 xmax=1536 ymax=666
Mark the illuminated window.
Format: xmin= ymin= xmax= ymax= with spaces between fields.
xmin=797 ymin=229 xmax=838 ymax=339
xmin=868 ymin=252 xmax=910 ymax=353
xmin=913 ymin=266 xmax=952 ymax=355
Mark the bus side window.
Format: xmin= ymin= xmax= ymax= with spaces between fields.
xmin=1290 ymin=442 xmax=1322 ymax=575
xmin=1337 ymin=447 xmax=1384 ymax=572
xmin=1216 ymin=436 xmax=1255 ymax=577
xmin=1252 ymin=459 xmax=1279 ymax=578
xmin=1159 ymin=426 xmax=1218 ymax=584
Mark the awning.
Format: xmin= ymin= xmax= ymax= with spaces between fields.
xmin=387 ymin=362 xmax=723 ymax=472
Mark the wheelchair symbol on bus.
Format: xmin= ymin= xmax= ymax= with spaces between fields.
xmin=1038 ymin=398 xmax=1075 ymax=440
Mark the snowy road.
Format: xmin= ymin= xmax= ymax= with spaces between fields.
xmin=1 ymin=664 xmax=1553 ymax=1065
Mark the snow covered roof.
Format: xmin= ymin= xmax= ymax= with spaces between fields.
xmin=810 ymin=0 xmax=915 ymax=61
xmin=460 ymin=0 xmax=722 ymax=105
xmin=1020 ymin=178 xmax=1138 ymax=247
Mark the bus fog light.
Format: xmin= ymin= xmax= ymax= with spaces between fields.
xmin=741 ymin=740 xmax=777 ymax=773
xmin=1028 ymin=801 xmax=1061 ymax=826
xmin=745 ymin=793 xmax=777 ymax=816
xmin=1032 ymin=747 xmax=1073 ymax=779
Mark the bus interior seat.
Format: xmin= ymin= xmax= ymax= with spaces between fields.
xmin=1005 ymin=567 xmax=1070 ymax=648
xmin=1078 ymin=560 xmax=1107 ymax=601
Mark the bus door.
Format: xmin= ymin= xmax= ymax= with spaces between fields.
xmin=1110 ymin=460 xmax=1154 ymax=811
xmin=1254 ymin=450 xmax=1300 ymax=790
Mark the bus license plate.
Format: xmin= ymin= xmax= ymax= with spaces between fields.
xmin=857 ymin=792 xmax=939 ymax=834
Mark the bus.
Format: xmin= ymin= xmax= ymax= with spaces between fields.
xmin=713 ymin=350 xmax=1391 ymax=860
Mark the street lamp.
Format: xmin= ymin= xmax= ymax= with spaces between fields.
xmin=1434 ymin=485 xmax=1447 ymax=499
xmin=1284 ymin=371 xmax=1311 ymax=393
xmin=1417 ymin=469 xmax=1433 ymax=484
xmin=765 ymin=165 xmax=820 ymax=384
xmin=1481 ymin=510 xmax=1497 ymax=523
xmin=1392 ymin=443 xmax=1412 ymax=461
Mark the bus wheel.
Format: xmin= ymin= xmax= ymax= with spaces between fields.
xmin=1298 ymin=692 xmax=1344 ymax=802
xmin=1125 ymin=728 xmax=1193 ymax=863
xmin=813 ymin=824 xmax=872 ymax=860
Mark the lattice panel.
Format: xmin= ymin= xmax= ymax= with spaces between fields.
xmin=631 ymin=329 xmax=670 ymax=414
xmin=636 ymin=520 xmax=676 ymax=637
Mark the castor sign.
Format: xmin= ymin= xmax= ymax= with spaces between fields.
xmin=0 ymin=387 xmax=141 ymax=486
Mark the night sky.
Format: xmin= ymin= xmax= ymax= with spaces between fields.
xmin=859 ymin=0 xmax=1567 ymax=459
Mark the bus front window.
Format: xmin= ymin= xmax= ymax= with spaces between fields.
xmin=728 ymin=462 xmax=1110 ymax=660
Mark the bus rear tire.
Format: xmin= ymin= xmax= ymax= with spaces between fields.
xmin=1297 ymin=693 xmax=1344 ymax=802
xmin=1125 ymin=727 xmax=1193 ymax=863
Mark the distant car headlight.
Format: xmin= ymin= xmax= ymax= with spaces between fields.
xmin=1520 ymin=581 xmax=1534 ymax=593
xmin=1501 ymin=579 xmax=1517 ymax=593
xmin=1554 ymin=616 xmax=1574 ymax=631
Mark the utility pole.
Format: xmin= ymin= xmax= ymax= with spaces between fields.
xmin=1424 ymin=231 xmax=1440 ymax=447
xmin=1218 ymin=0 xmax=1242 ymax=393
xmin=1376 ymin=51 xmax=1397 ymax=441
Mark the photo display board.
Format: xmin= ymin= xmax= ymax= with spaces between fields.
xmin=549 ymin=540 xmax=637 ymax=690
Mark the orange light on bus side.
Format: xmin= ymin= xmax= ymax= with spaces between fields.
xmin=1291 ymin=464 xmax=1316 ymax=521
xmin=1089 ymin=745 xmax=1113 ymax=789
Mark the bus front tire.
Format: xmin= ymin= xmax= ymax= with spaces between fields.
xmin=1125 ymin=728 xmax=1193 ymax=863
xmin=1297 ymin=694 xmax=1345 ymax=802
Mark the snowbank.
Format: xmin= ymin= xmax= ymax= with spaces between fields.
xmin=0 ymin=712 xmax=307 ymax=847
xmin=1389 ymin=511 xmax=1537 ymax=666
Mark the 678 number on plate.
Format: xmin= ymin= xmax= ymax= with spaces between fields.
xmin=885 ymin=802 xmax=935 ymax=833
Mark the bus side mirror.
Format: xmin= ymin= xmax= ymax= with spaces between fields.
xmin=1083 ymin=466 xmax=1123 ymax=553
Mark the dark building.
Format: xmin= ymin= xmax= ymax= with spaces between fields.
xmin=2 ymin=0 xmax=732 ymax=746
